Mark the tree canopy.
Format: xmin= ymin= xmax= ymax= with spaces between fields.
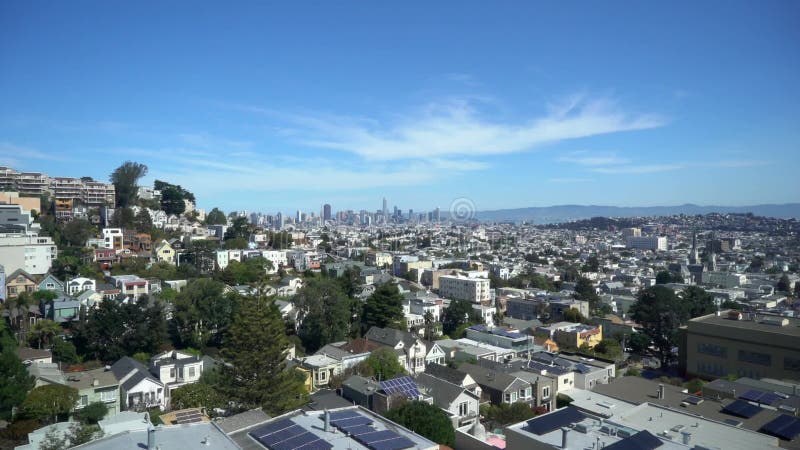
xmin=110 ymin=161 xmax=148 ymax=208
xmin=361 ymin=283 xmax=404 ymax=332
xmin=0 ymin=321 xmax=34 ymax=420
xmin=171 ymin=278 xmax=237 ymax=348
xmin=360 ymin=347 xmax=406 ymax=381
xmin=441 ymin=299 xmax=481 ymax=337
xmin=217 ymin=294 xmax=307 ymax=415
xmin=629 ymin=285 xmax=687 ymax=367
xmin=20 ymin=384 xmax=79 ymax=423
xmin=155 ymin=180 xmax=195 ymax=215
xmin=205 ymin=207 xmax=227 ymax=225
xmin=293 ymin=278 xmax=357 ymax=353
xmin=384 ymin=401 xmax=455 ymax=447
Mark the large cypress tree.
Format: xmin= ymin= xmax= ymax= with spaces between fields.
xmin=218 ymin=293 xmax=308 ymax=415
xmin=362 ymin=283 xmax=404 ymax=332
xmin=0 ymin=320 xmax=34 ymax=420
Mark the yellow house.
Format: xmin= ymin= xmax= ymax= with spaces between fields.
xmin=153 ymin=240 xmax=176 ymax=265
xmin=537 ymin=322 xmax=603 ymax=350
xmin=6 ymin=269 xmax=37 ymax=299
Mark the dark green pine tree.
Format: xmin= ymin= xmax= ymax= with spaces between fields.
xmin=218 ymin=294 xmax=308 ymax=416
xmin=362 ymin=283 xmax=404 ymax=332
xmin=0 ymin=320 xmax=34 ymax=420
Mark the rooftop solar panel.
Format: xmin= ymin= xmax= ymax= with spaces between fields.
xmin=380 ymin=377 xmax=421 ymax=399
xmin=759 ymin=392 xmax=782 ymax=405
xmin=356 ymin=429 xmax=400 ymax=444
xmin=604 ymin=430 xmax=663 ymax=450
xmin=683 ymin=396 xmax=703 ymax=405
xmin=722 ymin=399 xmax=763 ymax=419
xmin=331 ymin=415 xmax=373 ymax=428
xmin=297 ymin=441 xmax=333 ymax=450
xmin=329 ymin=410 xmax=362 ymax=421
xmin=250 ymin=419 xmax=295 ymax=440
xmin=369 ymin=436 xmax=417 ymax=450
xmin=524 ymin=407 xmax=585 ymax=435
xmin=271 ymin=431 xmax=319 ymax=450
xmin=339 ymin=424 xmax=375 ymax=436
xmin=739 ymin=389 xmax=766 ymax=403
xmin=723 ymin=419 xmax=742 ymax=427
xmin=259 ymin=424 xmax=307 ymax=447
xmin=761 ymin=414 xmax=800 ymax=440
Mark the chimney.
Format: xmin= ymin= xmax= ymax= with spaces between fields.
xmin=92 ymin=378 xmax=99 ymax=386
xmin=682 ymin=431 xmax=692 ymax=445
xmin=561 ymin=427 xmax=570 ymax=449
xmin=324 ymin=410 xmax=331 ymax=432
xmin=658 ymin=384 xmax=665 ymax=400
xmin=147 ymin=427 xmax=156 ymax=450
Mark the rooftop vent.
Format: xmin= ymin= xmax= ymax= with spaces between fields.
xmin=760 ymin=316 xmax=789 ymax=327
xmin=727 ymin=311 xmax=743 ymax=320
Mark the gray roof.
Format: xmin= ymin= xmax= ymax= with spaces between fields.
xmin=458 ymin=363 xmax=529 ymax=392
xmin=342 ymin=375 xmax=379 ymax=395
xmin=365 ymin=326 xmax=419 ymax=349
xmin=305 ymin=389 xmax=355 ymax=411
xmin=111 ymin=357 xmax=162 ymax=391
xmin=71 ymin=422 xmax=239 ymax=450
xmin=424 ymin=363 xmax=471 ymax=386
xmin=214 ymin=409 xmax=271 ymax=434
xmin=416 ymin=372 xmax=475 ymax=408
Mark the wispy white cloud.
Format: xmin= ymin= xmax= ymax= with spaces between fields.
xmin=236 ymin=94 xmax=665 ymax=162
xmin=712 ymin=159 xmax=770 ymax=168
xmin=0 ymin=142 xmax=65 ymax=165
xmin=444 ymin=72 xmax=480 ymax=86
xmin=558 ymin=151 xmax=631 ymax=166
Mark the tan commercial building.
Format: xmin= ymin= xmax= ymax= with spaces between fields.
xmin=438 ymin=274 xmax=490 ymax=304
xmin=680 ymin=310 xmax=800 ymax=381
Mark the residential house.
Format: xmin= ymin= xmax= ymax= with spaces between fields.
xmin=457 ymin=363 xmax=533 ymax=406
xmin=66 ymin=277 xmax=96 ymax=295
xmin=6 ymin=268 xmax=36 ymax=299
xmin=424 ymin=363 xmax=483 ymax=399
xmin=94 ymin=248 xmax=118 ymax=269
xmin=101 ymin=228 xmax=124 ymax=250
xmin=314 ymin=341 xmax=371 ymax=371
xmin=416 ymin=372 xmax=480 ymax=428
xmin=65 ymin=367 xmax=121 ymax=416
xmin=341 ymin=375 xmax=380 ymax=409
xmin=111 ymin=356 xmax=167 ymax=411
xmin=17 ymin=347 xmax=52 ymax=365
xmin=149 ymin=350 xmax=212 ymax=407
xmin=75 ymin=289 xmax=104 ymax=309
xmin=364 ymin=326 xmax=428 ymax=374
xmin=37 ymin=273 xmax=64 ymax=293
xmin=28 ymin=363 xmax=66 ymax=388
xmin=108 ymin=275 xmax=149 ymax=297
xmin=43 ymin=295 xmax=81 ymax=323
xmin=153 ymin=240 xmax=176 ymax=265
xmin=296 ymin=354 xmax=340 ymax=392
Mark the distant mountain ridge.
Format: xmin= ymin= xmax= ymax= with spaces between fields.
xmin=471 ymin=203 xmax=800 ymax=224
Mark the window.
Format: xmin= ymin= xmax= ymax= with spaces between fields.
xmin=459 ymin=402 xmax=469 ymax=416
xmin=542 ymin=386 xmax=551 ymax=399
xmin=785 ymin=357 xmax=800 ymax=372
xmin=697 ymin=343 xmax=727 ymax=358
xmin=100 ymin=390 xmax=116 ymax=402
xmin=169 ymin=368 xmax=176 ymax=379
xmin=319 ymin=370 xmax=327 ymax=381
xmin=504 ymin=393 xmax=511 ymax=402
xmin=738 ymin=350 xmax=771 ymax=366
xmin=79 ymin=395 xmax=89 ymax=407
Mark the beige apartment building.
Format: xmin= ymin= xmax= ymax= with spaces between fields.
xmin=680 ymin=310 xmax=800 ymax=381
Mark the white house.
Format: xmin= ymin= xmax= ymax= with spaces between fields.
xmin=364 ymin=326 xmax=428 ymax=374
xmin=416 ymin=372 xmax=480 ymax=427
xmin=110 ymin=357 xmax=167 ymax=411
xmin=149 ymin=350 xmax=212 ymax=408
xmin=66 ymin=277 xmax=96 ymax=295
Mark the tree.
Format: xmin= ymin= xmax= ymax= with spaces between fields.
xmin=171 ymin=278 xmax=236 ymax=348
xmin=62 ymin=219 xmax=95 ymax=247
xmin=384 ymin=401 xmax=455 ymax=447
xmin=777 ymin=275 xmax=791 ymax=293
xmin=563 ymin=308 xmax=586 ymax=323
xmin=66 ymin=422 xmax=103 ymax=446
xmin=133 ymin=208 xmax=153 ymax=233
xmin=680 ymin=286 xmax=715 ymax=318
xmin=655 ymin=270 xmax=673 ymax=285
xmin=629 ymin=286 xmax=688 ymax=367
xmin=441 ymin=299 xmax=481 ymax=337
xmin=574 ymin=277 xmax=600 ymax=311
xmin=72 ymin=296 xmax=167 ymax=362
xmin=110 ymin=206 xmax=135 ymax=228
xmin=77 ymin=402 xmax=108 ymax=424
xmin=159 ymin=184 xmax=187 ymax=215
xmin=593 ymin=338 xmax=622 ymax=359
xmin=205 ymin=207 xmax=227 ymax=225
xmin=28 ymin=319 xmax=62 ymax=349
xmin=293 ymin=278 xmax=356 ymax=353
xmin=582 ymin=256 xmax=600 ymax=273
xmin=0 ymin=321 xmax=34 ymax=420
xmin=361 ymin=347 xmax=405 ymax=381
xmin=110 ymin=161 xmax=148 ymax=208
xmin=171 ymin=381 xmax=225 ymax=411
xmin=362 ymin=283 xmax=404 ymax=332
xmin=217 ymin=294 xmax=308 ymax=415
xmin=224 ymin=217 xmax=251 ymax=241
xmin=20 ymin=385 xmax=79 ymax=423
xmin=481 ymin=402 xmax=536 ymax=427
xmin=627 ymin=332 xmax=652 ymax=354
xmin=52 ymin=336 xmax=80 ymax=365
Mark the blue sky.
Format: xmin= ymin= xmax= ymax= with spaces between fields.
xmin=1 ymin=1 xmax=799 ymax=215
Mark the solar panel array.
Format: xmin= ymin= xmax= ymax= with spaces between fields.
xmin=760 ymin=414 xmax=800 ymax=441
xmin=249 ymin=418 xmax=333 ymax=450
xmin=524 ymin=407 xmax=585 ymax=435
xmin=328 ymin=410 xmax=416 ymax=450
xmin=380 ymin=377 xmax=421 ymax=399
xmin=721 ymin=399 xmax=763 ymax=419
xmin=174 ymin=409 xmax=204 ymax=424
xmin=682 ymin=396 xmax=703 ymax=406
xmin=604 ymin=430 xmax=663 ymax=450
xmin=739 ymin=389 xmax=782 ymax=406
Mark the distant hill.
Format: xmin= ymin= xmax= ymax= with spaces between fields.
xmin=471 ymin=203 xmax=800 ymax=224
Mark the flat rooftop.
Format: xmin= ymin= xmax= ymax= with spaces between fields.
xmin=688 ymin=311 xmax=800 ymax=338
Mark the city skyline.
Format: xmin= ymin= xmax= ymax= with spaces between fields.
xmin=1 ymin=2 xmax=799 ymax=213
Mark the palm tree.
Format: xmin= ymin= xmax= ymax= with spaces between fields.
xmin=29 ymin=319 xmax=62 ymax=349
